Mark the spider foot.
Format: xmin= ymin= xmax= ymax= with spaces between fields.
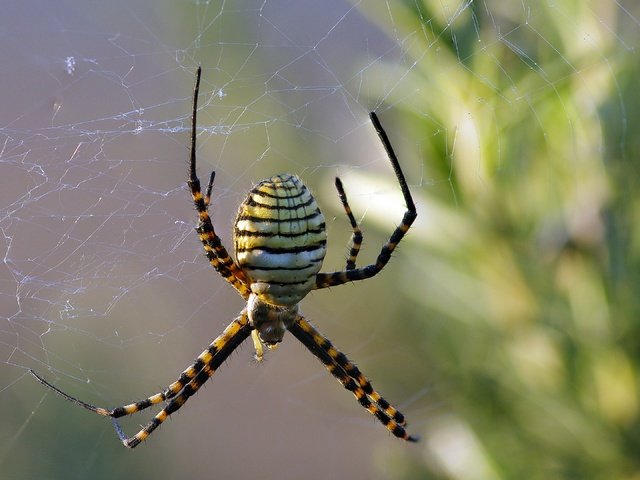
xmin=111 ymin=418 xmax=138 ymax=448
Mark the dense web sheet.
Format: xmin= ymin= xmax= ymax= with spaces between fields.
xmin=1 ymin=1 xmax=639 ymax=479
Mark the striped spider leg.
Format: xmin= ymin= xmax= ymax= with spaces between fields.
xmin=333 ymin=176 xmax=363 ymax=270
xmin=288 ymin=316 xmax=415 ymax=440
xmin=188 ymin=67 xmax=251 ymax=299
xmin=30 ymin=315 xmax=251 ymax=448
xmin=30 ymin=66 xmax=418 ymax=447
xmin=315 ymin=111 xmax=417 ymax=289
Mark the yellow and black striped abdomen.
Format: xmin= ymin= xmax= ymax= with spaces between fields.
xmin=234 ymin=174 xmax=327 ymax=306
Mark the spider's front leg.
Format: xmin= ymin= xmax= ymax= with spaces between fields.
xmin=30 ymin=314 xmax=253 ymax=448
xmin=288 ymin=315 xmax=419 ymax=442
xmin=113 ymin=314 xmax=252 ymax=448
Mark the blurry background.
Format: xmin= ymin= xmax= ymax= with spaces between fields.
xmin=1 ymin=1 xmax=639 ymax=479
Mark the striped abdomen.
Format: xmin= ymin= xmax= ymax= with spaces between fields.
xmin=234 ymin=174 xmax=327 ymax=306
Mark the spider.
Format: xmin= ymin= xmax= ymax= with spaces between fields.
xmin=30 ymin=66 xmax=418 ymax=448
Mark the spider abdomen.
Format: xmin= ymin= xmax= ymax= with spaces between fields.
xmin=234 ymin=174 xmax=326 ymax=306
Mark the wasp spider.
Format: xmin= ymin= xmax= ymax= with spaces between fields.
xmin=31 ymin=66 xmax=418 ymax=448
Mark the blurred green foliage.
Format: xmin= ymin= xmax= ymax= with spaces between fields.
xmin=356 ymin=1 xmax=640 ymax=479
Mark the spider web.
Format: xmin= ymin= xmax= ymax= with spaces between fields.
xmin=1 ymin=1 xmax=638 ymax=479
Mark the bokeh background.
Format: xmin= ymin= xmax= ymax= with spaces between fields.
xmin=1 ymin=1 xmax=639 ymax=479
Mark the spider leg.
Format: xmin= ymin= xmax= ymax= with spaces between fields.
xmin=187 ymin=66 xmax=251 ymax=299
xmin=288 ymin=315 xmax=418 ymax=442
xmin=30 ymin=369 xmax=113 ymax=417
xmin=294 ymin=314 xmax=407 ymax=425
xmin=315 ymin=112 xmax=417 ymax=289
xmin=30 ymin=314 xmax=244 ymax=418
xmin=334 ymin=177 xmax=363 ymax=270
xmin=31 ymin=313 xmax=252 ymax=448
xmin=113 ymin=313 xmax=251 ymax=448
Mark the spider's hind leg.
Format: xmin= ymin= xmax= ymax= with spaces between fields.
xmin=334 ymin=177 xmax=363 ymax=270
xmin=187 ymin=66 xmax=250 ymax=298
xmin=314 ymin=112 xmax=417 ymax=290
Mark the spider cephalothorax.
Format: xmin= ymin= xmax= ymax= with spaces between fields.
xmin=247 ymin=294 xmax=298 ymax=346
xmin=31 ymin=66 xmax=418 ymax=448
